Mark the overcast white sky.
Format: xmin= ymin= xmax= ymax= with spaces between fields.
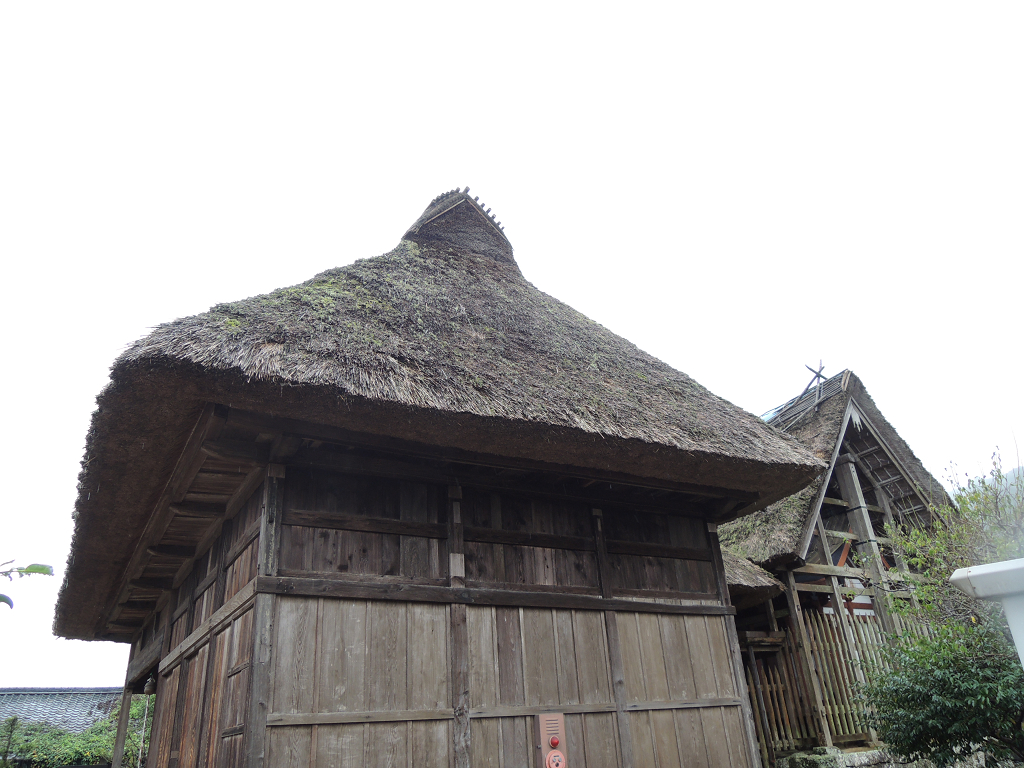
xmin=1 ymin=3 xmax=1021 ymax=687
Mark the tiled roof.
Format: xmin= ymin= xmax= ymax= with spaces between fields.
xmin=0 ymin=688 xmax=121 ymax=733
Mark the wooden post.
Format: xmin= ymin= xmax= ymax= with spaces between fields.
xmin=591 ymin=509 xmax=613 ymax=599
xmin=834 ymin=457 xmax=895 ymax=633
xmin=448 ymin=484 xmax=470 ymax=768
xmin=784 ymin=570 xmax=833 ymax=747
xmin=709 ymin=522 xmax=766 ymax=768
xmin=111 ymin=686 xmax=134 ymax=768
xmin=747 ymin=646 xmax=776 ymax=767
xmin=245 ymin=467 xmax=284 ymax=768
xmin=602 ymin=611 xmax=635 ymax=767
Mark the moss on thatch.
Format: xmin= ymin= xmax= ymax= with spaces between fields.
xmin=56 ymin=189 xmax=826 ymax=641
xmin=125 ymin=191 xmax=817 ymax=468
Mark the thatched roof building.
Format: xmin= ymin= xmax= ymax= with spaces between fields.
xmin=56 ymin=187 xmax=822 ymax=641
xmin=720 ymin=369 xmax=950 ymax=570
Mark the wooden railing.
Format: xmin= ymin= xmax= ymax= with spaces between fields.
xmin=743 ymin=609 xmax=932 ymax=763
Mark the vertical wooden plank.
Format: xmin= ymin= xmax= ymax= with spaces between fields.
xmin=616 ymin=612 xmax=646 ymax=704
xmin=591 ymin=510 xmax=614 ymax=598
xmin=365 ymin=723 xmax=407 ymax=768
xmin=111 ymin=686 xmax=134 ymax=768
xmin=266 ymin=727 xmax=312 ymax=768
xmin=451 ymin=602 xmax=470 ymax=768
xmin=156 ymin=667 xmax=182 ymax=768
xmin=179 ymin=645 xmax=210 ymax=768
xmin=659 ymin=614 xmax=696 ymax=701
xmin=563 ymin=714 xmax=587 ymax=768
xmin=628 ymin=711 xmax=658 ymax=768
xmin=467 ymin=606 xmax=497 ymax=708
xmin=554 ymin=610 xmax=581 ymax=705
xmin=318 ymin=599 xmax=367 ymax=713
xmin=244 ymin=593 xmax=276 ymax=768
xmin=746 ymin=647 xmax=775 ymax=767
xmin=674 ymin=708 xmax=710 ymax=768
xmin=520 ymin=608 xmax=559 ymax=706
xmin=366 ymin=602 xmax=408 ymax=711
xmin=699 ymin=708 xmax=731 ymax=767
xmin=571 ymin=611 xmax=612 ymax=705
xmin=708 ymin=523 xmax=761 ymax=767
xmin=495 ymin=609 xmax=527 ymax=767
xmin=636 ymin=613 xmax=670 ymax=702
xmin=315 ymin=724 xmax=364 ymax=768
xmin=490 ymin=493 xmax=506 ymax=583
xmin=784 ymin=569 xmax=832 ymax=748
xmin=582 ymin=712 xmax=620 ymax=768
xmin=259 ymin=467 xmax=285 ymax=578
xmin=271 ymin=597 xmax=317 ymax=715
xmin=603 ymin=612 xmax=635 ymax=767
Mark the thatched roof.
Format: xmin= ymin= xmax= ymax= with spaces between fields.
xmin=722 ymin=547 xmax=785 ymax=610
xmin=720 ymin=370 xmax=950 ymax=568
xmin=57 ymin=189 xmax=823 ymax=639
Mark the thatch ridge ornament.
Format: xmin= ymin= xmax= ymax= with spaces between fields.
xmin=405 ymin=187 xmax=511 ymax=264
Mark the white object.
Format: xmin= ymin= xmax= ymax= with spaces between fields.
xmin=949 ymin=557 xmax=1024 ymax=666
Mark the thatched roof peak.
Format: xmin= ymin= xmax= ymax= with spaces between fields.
xmin=404 ymin=187 xmax=514 ymax=266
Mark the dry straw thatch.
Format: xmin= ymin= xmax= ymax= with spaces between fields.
xmin=59 ymin=189 xmax=824 ymax=639
xmin=720 ymin=370 xmax=950 ymax=568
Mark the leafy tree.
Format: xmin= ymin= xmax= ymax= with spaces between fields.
xmin=861 ymin=456 xmax=1024 ymax=766
xmin=0 ymin=562 xmax=53 ymax=609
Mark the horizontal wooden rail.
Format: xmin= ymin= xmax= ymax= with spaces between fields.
xmin=283 ymin=510 xmax=447 ymax=539
xmin=463 ymin=527 xmax=595 ymax=552
xmin=125 ymin=629 xmax=165 ymax=685
xmin=257 ymin=576 xmax=734 ymax=616
xmin=159 ymin=580 xmax=256 ymax=675
xmin=605 ymin=541 xmax=712 ymax=561
xmin=266 ymin=698 xmax=744 ymax=727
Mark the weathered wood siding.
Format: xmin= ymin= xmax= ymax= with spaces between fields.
xmin=147 ymin=463 xmax=756 ymax=768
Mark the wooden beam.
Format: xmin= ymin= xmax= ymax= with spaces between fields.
xmin=225 ymin=407 xmax=756 ymax=501
xmin=255 ymin=576 xmax=737 ymax=616
xmin=201 ymin=439 xmax=270 ymax=465
xmin=792 ymin=563 xmax=868 ymax=579
xmin=169 ymin=502 xmax=225 ymax=518
xmin=283 ymin=510 xmax=447 ymax=539
xmin=129 ymin=577 xmax=174 ymax=591
xmin=146 ymin=545 xmax=195 ymax=559
xmin=125 ymin=629 xmax=164 ymax=685
xmin=102 ymin=404 xmax=226 ymax=637
xmin=158 ymin=580 xmax=257 ymax=675
xmin=835 ymin=457 xmax=896 ymax=633
xmin=110 ymin=686 xmax=134 ymax=768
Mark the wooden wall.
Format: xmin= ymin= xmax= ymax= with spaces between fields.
xmin=144 ymin=460 xmax=758 ymax=768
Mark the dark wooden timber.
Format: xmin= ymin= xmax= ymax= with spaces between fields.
xmin=710 ymin=523 xmax=764 ymax=767
xmin=111 ymin=684 xmax=135 ymax=768
xmin=225 ymin=408 xmax=759 ymax=502
xmin=283 ymin=509 xmax=447 ymax=539
xmin=256 ymin=576 xmax=736 ymax=616
xmin=147 ymin=545 xmax=197 ymax=559
xmin=603 ymin=610 xmax=635 ymax=766
xmin=169 ymin=502 xmax=226 ymax=519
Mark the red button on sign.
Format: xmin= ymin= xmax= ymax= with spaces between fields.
xmin=549 ymin=736 xmax=559 ymax=748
